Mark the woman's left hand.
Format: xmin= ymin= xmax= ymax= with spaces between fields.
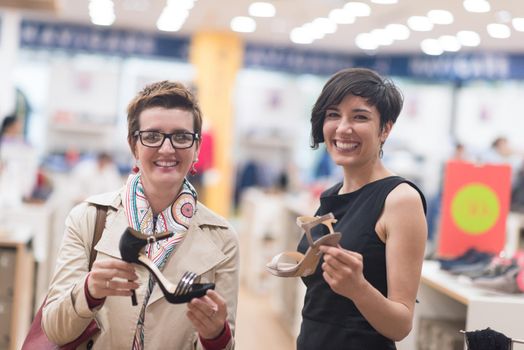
xmin=319 ymin=245 xmax=368 ymax=300
xmin=186 ymin=289 xmax=228 ymax=340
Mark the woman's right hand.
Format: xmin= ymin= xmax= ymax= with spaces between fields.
xmin=87 ymin=258 xmax=139 ymax=299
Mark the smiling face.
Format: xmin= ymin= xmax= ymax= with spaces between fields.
xmin=323 ymin=94 xmax=391 ymax=170
xmin=133 ymin=106 xmax=199 ymax=195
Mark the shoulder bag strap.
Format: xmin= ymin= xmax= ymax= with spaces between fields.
xmin=88 ymin=205 xmax=108 ymax=271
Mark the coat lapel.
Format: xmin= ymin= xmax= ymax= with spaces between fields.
xmin=95 ymin=208 xmax=129 ymax=259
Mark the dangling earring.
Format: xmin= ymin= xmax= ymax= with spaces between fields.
xmin=190 ymin=158 xmax=198 ymax=176
xmin=132 ymin=159 xmax=141 ymax=174
xmin=379 ymin=142 xmax=384 ymax=159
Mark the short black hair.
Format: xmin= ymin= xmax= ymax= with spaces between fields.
xmin=310 ymin=68 xmax=403 ymax=149
xmin=0 ymin=115 xmax=17 ymax=137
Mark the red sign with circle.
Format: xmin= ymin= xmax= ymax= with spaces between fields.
xmin=437 ymin=161 xmax=512 ymax=257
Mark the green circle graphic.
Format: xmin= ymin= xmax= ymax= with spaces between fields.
xmin=451 ymin=183 xmax=500 ymax=235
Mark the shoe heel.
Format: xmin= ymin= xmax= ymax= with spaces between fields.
xmin=119 ymin=227 xmax=174 ymax=305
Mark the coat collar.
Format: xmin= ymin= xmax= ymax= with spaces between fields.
xmin=86 ymin=187 xmax=230 ymax=228
xmin=88 ymin=187 xmax=229 ymax=306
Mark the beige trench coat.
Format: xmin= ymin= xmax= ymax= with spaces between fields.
xmin=42 ymin=188 xmax=239 ymax=349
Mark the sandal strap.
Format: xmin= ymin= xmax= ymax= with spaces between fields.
xmin=267 ymin=251 xmax=304 ymax=269
xmin=126 ymin=227 xmax=174 ymax=243
xmin=174 ymin=271 xmax=197 ymax=296
xmin=296 ymin=213 xmax=337 ymax=247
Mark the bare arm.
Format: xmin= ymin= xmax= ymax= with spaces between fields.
xmin=320 ymin=183 xmax=427 ymax=341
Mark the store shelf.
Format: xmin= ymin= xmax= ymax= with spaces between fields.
xmin=398 ymin=260 xmax=524 ymax=350
xmin=0 ymin=228 xmax=34 ymax=350
xmin=420 ymin=260 xmax=522 ymax=306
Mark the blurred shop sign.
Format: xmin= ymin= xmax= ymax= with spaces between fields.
xmin=244 ymin=43 xmax=524 ymax=81
xmin=19 ymin=19 xmax=190 ymax=60
xmin=437 ymin=161 xmax=511 ymax=257
xmin=244 ymin=43 xmax=355 ymax=76
xmin=18 ymin=19 xmax=524 ymax=81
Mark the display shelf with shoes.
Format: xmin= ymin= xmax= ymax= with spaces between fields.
xmin=397 ymin=260 xmax=524 ymax=350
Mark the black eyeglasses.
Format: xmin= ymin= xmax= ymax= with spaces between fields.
xmin=134 ymin=131 xmax=200 ymax=149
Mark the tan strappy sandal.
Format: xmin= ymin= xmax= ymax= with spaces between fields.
xmin=266 ymin=212 xmax=341 ymax=277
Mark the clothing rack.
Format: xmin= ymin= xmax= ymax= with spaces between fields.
xmin=460 ymin=330 xmax=524 ymax=349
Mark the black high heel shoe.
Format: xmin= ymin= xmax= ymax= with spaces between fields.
xmin=119 ymin=227 xmax=215 ymax=304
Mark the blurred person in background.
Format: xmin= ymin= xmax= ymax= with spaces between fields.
xmin=451 ymin=142 xmax=468 ymax=162
xmin=297 ymin=68 xmax=427 ymax=349
xmin=483 ymin=136 xmax=524 ymax=209
xmin=0 ymin=114 xmax=23 ymax=142
xmin=484 ymin=136 xmax=523 ymax=181
xmin=426 ymin=141 xmax=471 ymax=247
xmin=42 ymin=81 xmax=239 ymax=349
xmin=70 ymin=151 xmax=124 ymax=204
xmin=0 ymin=114 xmax=39 ymax=205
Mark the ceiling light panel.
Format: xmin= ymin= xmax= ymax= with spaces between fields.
xmin=421 ymin=38 xmax=443 ymax=55
xmin=329 ymin=8 xmax=355 ymax=24
xmin=385 ymin=24 xmax=410 ymax=40
xmin=343 ymin=2 xmax=371 ymax=17
xmin=290 ymin=28 xmax=314 ymax=44
xmin=355 ymin=33 xmax=378 ymax=50
xmin=249 ymin=2 xmax=276 ymax=18
xmin=463 ymin=0 xmax=491 ymax=13
xmin=438 ymin=35 xmax=461 ymax=52
xmin=312 ymin=17 xmax=337 ymax=34
xmin=407 ymin=16 xmax=434 ymax=31
xmin=157 ymin=0 xmax=195 ymax=32
xmin=427 ymin=10 xmax=454 ymax=25
xmin=456 ymin=30 xmax=481 ymax=46
xmin=370 ymin=28 xmax=393 ymax=46
xmin=89 ymin=0 xmax=115 ymax=26
xmin=290 ymin=2 xmax=368 ymax=45
xmin=487 ymin=23 xmax=511 ymax=38
xmin=231 ymin=16 xmax=256 ymax=33
xmin=513 ymin=18 xmax=524 ymax=32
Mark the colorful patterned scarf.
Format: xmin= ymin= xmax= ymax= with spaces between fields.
xmin=123 ymin=173 xmax=197 ymax=350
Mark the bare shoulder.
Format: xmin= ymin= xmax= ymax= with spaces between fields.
xmin=382 ymin=182 xmax=427 ymax=241
xmin=384 ymin=183 xmax=425 ymax=223
xmin=385 ymin=182 xmax=424 ymax=212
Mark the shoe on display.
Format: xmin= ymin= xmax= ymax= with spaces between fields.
xmin=470 ymin=264 xmax=523 ymax=294
xmin=438 ymin=248 xmax=493 ymax=271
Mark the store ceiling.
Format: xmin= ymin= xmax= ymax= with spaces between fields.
xmin=6 ymin=0 xmax=524 ymax=55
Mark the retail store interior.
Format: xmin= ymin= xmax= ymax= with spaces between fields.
xmin=1 ymin=0 xmax=524 ymax=349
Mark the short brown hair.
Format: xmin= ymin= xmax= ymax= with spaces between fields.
xmin=126 ymin=80 xmax=202 ymax=154
xmin=310 ymin=68 xmax=403 ymax=149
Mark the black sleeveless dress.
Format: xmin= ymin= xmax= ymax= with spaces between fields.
xmin=296 ymin=176 xmax=426 ymax=350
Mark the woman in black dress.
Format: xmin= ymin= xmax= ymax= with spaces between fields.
xmin=296 ymin=68 xmax=427 ymax=349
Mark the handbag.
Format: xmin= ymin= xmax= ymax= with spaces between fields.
xmin=21 ymin=205 xmax=108 ymax=350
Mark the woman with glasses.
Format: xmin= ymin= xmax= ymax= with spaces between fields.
xmin=42 ymin=81 xmax=239 ymax=349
